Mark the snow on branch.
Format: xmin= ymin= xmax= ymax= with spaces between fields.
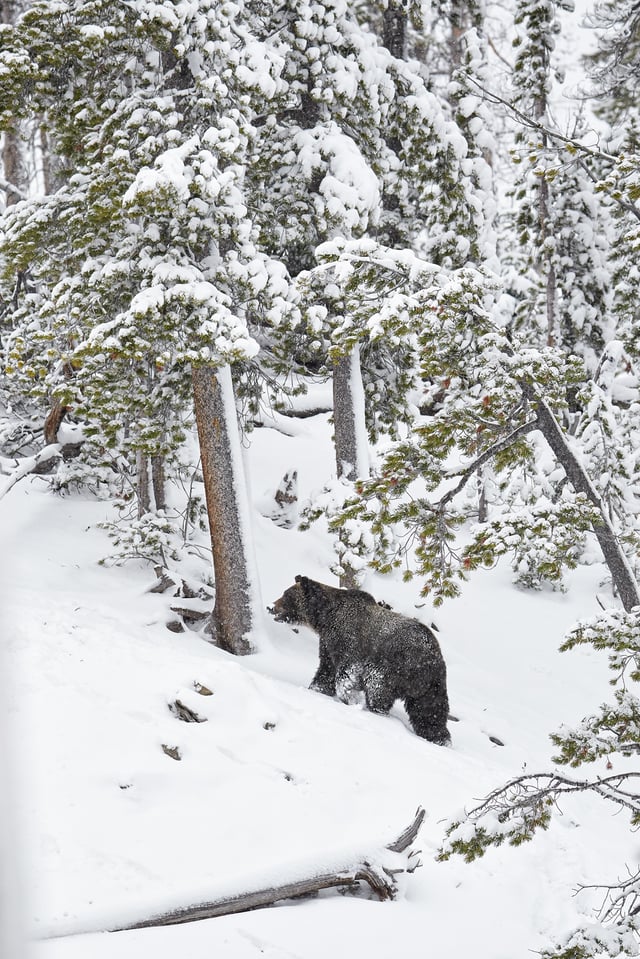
xmin=0 ymin=445 xmax=61 ymax=501
xmin=439 ymin=771 xmax=640 ymax=865
xmin=106 ymin=807 xmax=426 ymax=933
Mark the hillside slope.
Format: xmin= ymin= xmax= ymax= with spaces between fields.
xmin=2 ymin=409 xmax=631 ymax=959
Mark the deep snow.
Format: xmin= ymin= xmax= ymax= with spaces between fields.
xmin=2 ymin=402 xmax=635 ymax=959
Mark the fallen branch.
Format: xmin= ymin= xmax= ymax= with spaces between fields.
xmin=109 ymin=806 xmax=425 ymax=933
xmin=0 ymin=444 xmax=61 ymax=500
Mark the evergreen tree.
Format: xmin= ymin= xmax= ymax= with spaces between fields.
xmin=320 ymin=238 xmax=640 ymax=606
xmin=0 ymin=0 xmax=296 ymax=651
xmin=423 ymin=15 xmax=640 ymax=953
xmin=505 ymin=0 xmax=611 ymax=365
xmin=265 ymin=0 xmax=495 ymax=582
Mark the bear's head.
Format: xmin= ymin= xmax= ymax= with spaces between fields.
xmin=268 ymin=575 xmax=318 ymax=627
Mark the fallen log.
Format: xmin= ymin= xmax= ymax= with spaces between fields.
xmin=109 ymin=807 xmax=425 ymax=933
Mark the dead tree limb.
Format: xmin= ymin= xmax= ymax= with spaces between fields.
xmin=0 ymin=444 xmax=61 ymax=500
xmin=108 ymin=806 xmax=425 ymax=933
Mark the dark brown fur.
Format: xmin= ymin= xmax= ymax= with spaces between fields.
xmin=270 ymin=575 xmax=450 ymax=745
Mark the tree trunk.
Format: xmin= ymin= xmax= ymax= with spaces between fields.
xmin=2 ymin=0 xmax=28 ymax=208
xmin=333 ymin=345 xmax=369 ymax=483
xmin=538 ymin=166 xmax=557 ymax=347
xmin=333 ymin=346 xmax=370 ymax=588
xmin=40 ymin=123 xmax=66 ymax=195
xmin=532 ymin=390 xmax=640 ymax=612
xmin=151 ymin=455 xmax=166 ymax=512
xmin=43 ymin=397 xmax=67 ymax=446
xmin=1 ymin=119 xmax=28 ymax=207
xmin=136 ymin=451 xmax=151 ymax=518
xmin=192 ymin=364 xmax=261 ymax=654
xmin=382 ymin=0 xmax=406 ymax=58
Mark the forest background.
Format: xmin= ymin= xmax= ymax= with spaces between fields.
xmin=2 ymin=1 xmax=640 ymax=957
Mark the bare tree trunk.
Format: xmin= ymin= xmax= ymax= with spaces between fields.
xmin=333 ymin=346 xmax=370 ymax=588
xmin=136 ymin=451 xmax=151 ymax=518
xmin=40 ymin=123 xmax=65 ymax=195
xmin=382 ymin=0 xmax=406 ymax=58
xmin=531 ymin=389 xmax=640 ymax=612
xmin=333 ymin=346 xmax=369 ymax=483
xmin=151 ymin=455 xmax=166 ymax=511
xmin=2 ymin=0 xmax=28 ymax=208
xmin=538 ymin=166 xmax=557 ymax=347
xmin=43 ymin=397 xmax=67 ymax=446
xmin=192 ymin=364 xmax=260 ymax=654
xmin=1 ymin=122 xmax=28 ymax=207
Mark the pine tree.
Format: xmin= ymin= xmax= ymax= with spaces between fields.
xmin=317 ymin=237 xmax=640 ymax=957
xmin=0 ymin=0 xmax=296 ymax=651
xmin=505 ymin=0 xmax=611 ymax=363
xmin=320 ymin=236 xmax=640 ymax=606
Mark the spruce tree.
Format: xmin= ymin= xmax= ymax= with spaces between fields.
xmin=505 ymin=0 xmax=611 ymax=363
xmin=431 ymin=13 xmax=640 ymax=954
xmin=0 ymin=0 xmax=295 ymax=651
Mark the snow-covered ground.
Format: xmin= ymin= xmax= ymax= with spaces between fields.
xmin=2 ymin=407 xmax=632 ymax=958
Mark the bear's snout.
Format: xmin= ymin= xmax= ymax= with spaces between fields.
xmin=268 ymin=598 xmax=287 ymax=622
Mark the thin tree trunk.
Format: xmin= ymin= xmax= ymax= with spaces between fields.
xmin=136 ymin=451 xmax=151 ymax=518
xmin=333 ymin=346 xmax=370 ymax=588
xmin=333 ymin=346 xmax=369 ymax=483
xmin=151 ymin=455 xmax=166 ymax=512
xmin=532 ymin=390 xmax=640 ymax=612
xmin=40 ymin=123 xmax=65 ymax=195
xmin=2 ymin=0 xmax=28 ymax=207
xmin=192 ymin=364 xmax=260 ymax=654
xmin=382 ymin=0 xmax=406 ymax=58
xmin=538 ymin=168 xmax=557 ymax=347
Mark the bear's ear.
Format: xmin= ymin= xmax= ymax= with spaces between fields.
xmin=294 ymin=574 xmax=303 ymax=583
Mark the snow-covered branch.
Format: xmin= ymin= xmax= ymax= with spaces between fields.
xmin=439 ymin=772 xmax=640 ymax=865
xmin=440 ymin=417 xmax=540 ymax=508
xmin=0 ymin=445 xmax=61 ymax=501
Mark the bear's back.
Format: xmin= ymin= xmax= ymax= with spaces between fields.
xmin=328 ymin=595 xmax=439 ymax=662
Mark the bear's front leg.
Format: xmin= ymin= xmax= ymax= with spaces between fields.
xmin=309 ymin=640 xmax=337 ymax=697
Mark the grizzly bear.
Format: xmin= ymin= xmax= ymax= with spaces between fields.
xmin=269 ymin=575 xmax=451 ymax=745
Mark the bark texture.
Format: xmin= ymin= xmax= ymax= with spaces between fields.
xmin=332 ymin=347 xmax=368 ymax=482
xmin=332 ymin=347 xmax=369 ymax=588
xmin=382 ymin=0 xmax=406 ymax=58
xmin=192 ymin=364 xmax=255 ymax=654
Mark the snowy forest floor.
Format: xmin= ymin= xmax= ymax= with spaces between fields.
xmin=2 ymin=405 xmax=634 ymax=959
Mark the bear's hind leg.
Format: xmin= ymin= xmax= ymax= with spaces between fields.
xmin=363 ymin=665 xmax=396 ymax=715
xmin=404 ymin=692 xmax=451 ymax=745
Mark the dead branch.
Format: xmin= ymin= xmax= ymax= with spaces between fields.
xmin=465 ymin=771 xmax=640 ymax=823
xmin=108 ymin=806 xmax=426 ymax=933
xmin=0 ymin=444 xmax=62 ymax=500
xmin=148 ymin=566 xmax=178 ymax=594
